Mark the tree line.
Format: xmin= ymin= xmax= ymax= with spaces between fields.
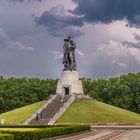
xmin=0 ymin=76 xmax=57 ymax=113
xmin=0 ymin=72 xmax=140 ymax=114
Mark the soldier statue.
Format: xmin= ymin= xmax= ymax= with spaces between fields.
xmin=63 ymin=36 xmax=76 ymax=71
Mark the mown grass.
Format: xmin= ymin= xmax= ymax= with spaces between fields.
xmin=57 ymin=100 xmax=140 ymax=124
xmin=0 ymin=101 xmax=46 ymax=124
xmin=1 ymin=99 xmax=140 ymax=125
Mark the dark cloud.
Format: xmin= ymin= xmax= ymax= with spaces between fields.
xmin=1 ymin=0 xmax=140 ymax=79
xmin=122 ymin=33 xmax=140 ymax=49
xmin=35 ymin=0 xmax=140 ymax=37
xmin=122 ymin=41 xmax=140 ymax=50
xmin=134 ymin=33 xmax=140 ymax=40
xmin=71 ymin=0 xmax=140 ymax=26
xmin=35 ymin=5 xmax=84 ymax=37
xmin=0 ymin=28 xmax=33 ymax=51
xmin=10 ymin=0 xmax=42 ymax=2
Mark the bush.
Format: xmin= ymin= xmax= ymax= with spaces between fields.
xmin=0 ymin=133 xmax=14 ymax=140
xmin=0 ymin=125 xmax=67 ymax=128
xmin=0 ymin=125 xmax=90 ymax=140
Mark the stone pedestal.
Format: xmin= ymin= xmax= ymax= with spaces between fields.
xmin=56 ymin=70 xmax=84 ymax=96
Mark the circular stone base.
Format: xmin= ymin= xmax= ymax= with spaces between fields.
xmin=56 ymin=70 xmax=84 ymax=95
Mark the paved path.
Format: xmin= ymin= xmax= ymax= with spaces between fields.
xmin=54 ymin=126 xmax=140 ymax=140
xmin=117 ymin=130 xmax=140 ymax=140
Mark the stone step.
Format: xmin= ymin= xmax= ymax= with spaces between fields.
xmin=29 ymin=95 xmax=71 ymax=125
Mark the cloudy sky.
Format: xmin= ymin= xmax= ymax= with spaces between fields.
xmin=1 ymin=0 xmax=140 ymax=79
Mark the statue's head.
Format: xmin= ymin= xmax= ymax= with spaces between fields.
xmin=64 ymin=39 xmax=68 ymax=42
xmin=70 ymin=40 xmax=74 ymax=45
xmin=67 ymin=36 xmax=71 ymax=41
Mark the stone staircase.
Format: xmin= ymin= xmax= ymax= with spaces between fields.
xmin=28 ymin=94 xmax=74 ymax=125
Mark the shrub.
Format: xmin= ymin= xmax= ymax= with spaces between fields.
xmin=0 ymin=125 xmax=90 ymax=140
xmin=0 ymin=133 xmax=14 ymax=140
xmin=0 ymin=125 xmax=67 ymax=128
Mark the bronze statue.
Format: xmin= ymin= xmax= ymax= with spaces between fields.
xmin=63 ymin=36 xmax=76 ymax=71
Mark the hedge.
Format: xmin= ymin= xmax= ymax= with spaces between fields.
xmin=0 ymin=133 xmax=14 ymax=140
xmin=0 ymin=125 xmax=90 ymax=140
xmin=0 ymin=125 xmax=67 ymax=128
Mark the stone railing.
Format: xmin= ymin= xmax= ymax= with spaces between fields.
xmin=23 ymin=94 xmax=57 ymax=125
xmin=48 ymin=94 xmax=75 ymax=125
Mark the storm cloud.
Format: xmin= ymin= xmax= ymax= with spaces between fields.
xmin=34 ymin=0 xmax=140 ymax=38
xmin=71 ymin=0 xmax=140 ymax=27
xmin=35 ymin=5 xmax=84 ymax=37
xmin=1 ymin=0 xmax=140 ymax=78
xmin=10 ymin=0 xmax=42 ymax=2
xmin=0 ymin=28 xmax=33 ymax=51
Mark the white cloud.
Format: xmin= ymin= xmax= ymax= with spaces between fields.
xmin=1 ymin=0 xmax=140 ymax=78
xmin=85 ymin=40 xmax=140 ymax=78
xmin=74 ymin=21 xmax=140 ymax=78
xmin=76 ymin=49 xmax=84 ymax=57
xmin=14 ymin=41 xmax=34 ymax=51
xmin=48 ymin=50 xmax=63 ymax=60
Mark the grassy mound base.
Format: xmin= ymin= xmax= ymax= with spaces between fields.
xmin=0 ymin=125 xmax=90 ymax=140
xmin=0 ymin=101 xmax=45 ymax=124
xmin=57 ymin=100 xmax=140 ymax=124
xmin=1 ymin=99 xmax=140 ymax=125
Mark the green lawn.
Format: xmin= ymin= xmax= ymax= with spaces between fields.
xmin=0 ymin=101 xmax=46 ymax=124
xmin=1 ymin=99 xmax=140 ymax=125
xmin=57 ymin=100 xmax=140 ymax=124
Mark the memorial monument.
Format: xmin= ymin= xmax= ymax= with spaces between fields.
xmin=56 ymin=36 xmax=84 ymax=97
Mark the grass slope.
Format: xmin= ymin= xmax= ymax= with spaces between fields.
xmin=0 ymin=101 xmax=45 ymax=124
xmin=57 ymin=100 xmax=140 ymax=124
